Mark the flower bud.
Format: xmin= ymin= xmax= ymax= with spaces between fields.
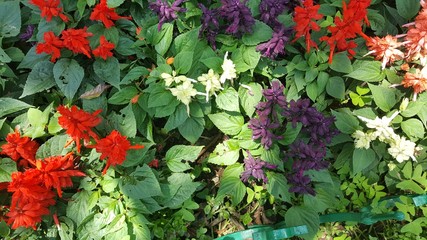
xmin=399 ymin=98 xmax=409 ymax=111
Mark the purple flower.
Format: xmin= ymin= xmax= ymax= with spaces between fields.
xmin=149 ymin=0 xmax=186 ymax=31
xmin=241 ymin=151 xmax=277 ymax=183
xmin=256 ymin=27 xmax=291 ymax=59
xmin=287 ymin=140 xmax=328 ymax=171
xmin=259 ymin=0 xmax=289 ymax=30
xmin=199 ymin=3 xmax=220 ymax=49
xmin=263 ymin=80 xmax=287 ymax=108
xmin=219 ymin=0 xmax=255 ymax=37
xmin=282 ymin=98 xmax=312 ymax=127
xmin=19 ymin=25 xmax=35 ymax=41
xmin=287 ymin=170 xmax=315 ymax=195
xmin=248 ymin=115 xmax=281 ymax=149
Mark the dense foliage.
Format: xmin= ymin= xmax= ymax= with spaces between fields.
xmin=1 ymin=0 xmax=427 ymax=239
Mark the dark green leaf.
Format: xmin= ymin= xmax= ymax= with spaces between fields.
xmin=0 ymin=158 xmax=17 ymax=182
xmin=396 ymin=0 xmax=420 ymax=19
xmin=120 ymin=165 xmax=162 ymax=198
xmin=331 ymin=109 xmax=360 ymax=134
xmin=93 ymin=57 xmax=120 ymax=89
xmin=160 ymin=173 xmax=201 ymax=208
xmin=285 ymin=206 xmax=320 ymax=240
xmin=242 ymin=20 xmax=273 ymax=45
xmin=164 ymin=104 xmax=188 ymax=132
xmin=108 ymin=86 xmax=139 ymax=105
xmin=155 ymin=23 xmax=174 ymax=56
xmin=18 ymin=46 xmax=50 ymax=69
xmin=0 ymin=98 xmax=32 ymax=118
xmin=345 ymin=61 xmax=385 ymax=82
xmin=53 ymin=58 xmax=84 ymax=100
xmin=36 ymin=134 xmax=73 ymax=159
xmin=121 ymin=66 xmax=149 ymax=84
xmin=326 ymin=76 xmax=345 ymax=99
xmin=173 ymin=51 xmax=193 ymax=74
xmin=178 ymin=117 xmax=205 ymax=144
xmin=353 ymin=148 xmax=376 ymax=174
xmin=21 ymin=61 xmax=55 ymax=98
xmin=217 ymin=164 xmax=245 ymax=206
xmin=0 ymin=1 xmax=21 ymax=37
xmin=330 ymin=52 xmax=353 ymax=73
xmin=67 ymin=190 xmax=94 ymax=224
xmin=266 ymin=172 xmax=291 ymax=203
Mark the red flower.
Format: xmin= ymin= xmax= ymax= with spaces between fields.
xmin=293 ymin=0 xmax=323 ymax=52
xmin=7 ymin=202 xmax=50 ymax=230
xmin=92 ymin=36 xmax=115 ymax=60
xmin=320 ymin=1 xmax=370 ymax=63
xmin=34 ymin=154 xmax=86 ymax=198
xmin=57 ymin=105 xmax=102 ymax=152
xmin=90 ymin=130 xmax=144 ymax=174
xmin=36 ymin=31 xmax=64 ymax=62
xmin=1 ymin=129 xmax=39 ymax=162
xmin=60 ymin=28 xmax=93 ymax=58
xmin=30 ymin=0 xmax=68 ymax=22
xmin=148 ymin=159 xmax=159 ymax=168
xmin=90 ymin=0 xmax=132 ymax=28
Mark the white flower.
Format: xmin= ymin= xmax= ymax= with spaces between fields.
xmin=169 ymin=81 xmax=197 ymax=115
xmin=357 ymin=111 xmax=399 ymax=141
xmin=161 ymin=70 xmax=188 ymax=87
xmin=219 ymin=52 xmax=236 ymax=84
xmin=352 ymin=130 xmax=376 ymax=149
xmin=387 ymin=135 xmax=418 ymax=163
xmin=198 ymin=69 xmax=223 ymax=102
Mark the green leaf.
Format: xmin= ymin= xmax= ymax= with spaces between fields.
xmin=242 ymin=20 xmax=273 ymax=45
xmin=217 ymin=164 xmax=245 ymax=206
xmin=107 ymin=0 xmax=124 ymax=8
xmin=306 ymin=82 xmax=318 ymax=101
xmin=216 ymin=87 xmax=240 ymax=112
xmin=396 ymin=0 xmax=420 ymax=19
xmin=18 ymin=46 xmax=50 ymax=69
xmin=401 ymin=101 xmax=425 ymax=118
xmin=353 ymin=148 xmax=376 ymax=174
xmin=164 ymin=104 xmax=188 ymax=132
xmin=396 ymin=180 xmax=425 ymax=194
xmin=93 ymin=57 xmax=120 ymax=89
xmin=173 ymin=51 xmax=193 ymax=74
xmin=0 ymin=1 xmax=21 ymax=37
xmin=208 ymin=112 xmax=244 ymax=135
xmin=21 ymin=61 xmax=55 ymax=98
xmin=0 ymin=158 xmax=17 ymax=182
xmin=53 ymin=58 xmax=84 ymax=100
xmin=330 ymin=52 xmax=353 ymax=73
xmin=24 ymin=107 xmax=51 ymax=138
xmin=200 ymin=57 xmax=223 ymax=73
xmin=36 ymin=135 xmax=73 ymax=159
xmin=0 ymin=220 xmax=10 ymax=238
xmin=112 ymin=104 xmax=137 ymax=138
xmin=401 ymin=118 xmax=425 ymax=139
xmin=326 ymin=76 xmax=345 ymax=99
xmin=208 ymin=140 xmax=240 ymax=165
xmin=368 ymin=83 xmax=397 ymax=112
xmin=165 ymin=145 xmax=204 ymax=172
xmin=160 ymin=173 xmax=201 ymax=208
xmin=178 ymin=117 xmax=204 ymax=144
xmin=67 ymin=190 xmax=94 ymax=224
xmin=331 ymin=109 xmax=360 ymax=134
xmin=304 ymin=187 xmax=339 ymax=212
xmin=345 ymin=61 xmax=385 ymax=82
xmin=120 ymin=165 xmax=162 ymax=198
xmin=108 ymin=86 xmax=138 ymax=105
xmin=0 ymin=47 xmax=11 ymax=63
xmin=155 ymin=23 xmax=174 ymax=56
xmin=0 ymin=98 xmax=32 ymax=118
xmin=285 ymin=206 xmax=320 ymax=240
xmin=238 ymin=82 xmax=263 ymax=117
xmin=121 ymin=66 xmax=149 ymax=85
xmin=401 ymin=217 xmax=424 ymax=235
xmin=278 ymin=122 xmax=302 ymax=145
xmin=266 ymin=172 xmax=291 ymax=203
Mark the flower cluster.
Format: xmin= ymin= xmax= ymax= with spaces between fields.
xmin=1 ymin=133 xmax=85 ymax=229
xmin=161 ymin=52 xmax=237 ymax=114
xmin=31 ymin=0 xmax=129 ymax=61
xmin=198 ymin=0 xmax=255 ymax=49
xmin=294 ymin=0 xmax=371 ymax=63
xmin=241 ymin=151 xmax=277 ymax=184
xmin=149 ymin=0 xmax=186 ymax=31
xmin=57 ymin=105 xmax=144 ymax=174
xmin=36 ymin=29 xmax=115 ymax=62
xmin=354 ymin=111 xmax=421 ymax=163
xmin=366 ymin=2 xmax=427 ymax=95
xmin=248 ymin=80 xmax=338 ymax=194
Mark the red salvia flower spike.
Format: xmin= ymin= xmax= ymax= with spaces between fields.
xmin=88 ymin=130 xmax=144 ymax=175
xmin=90 ymin=0 xmax=132 ymax=28
xmin=92 ymin=35 xmax=115 ymax=60
xmin=36 ymin=31 xmax=64 ymax=62
xmin=57 ymin=105 xmax=102 ymax=153
xmin=30 ymin=0 xmax=69 ymax=22
xmin=1 ymin=129 xmax=39 ymax=163
xmin=60 ymin=28 xmax=93 ymax=58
